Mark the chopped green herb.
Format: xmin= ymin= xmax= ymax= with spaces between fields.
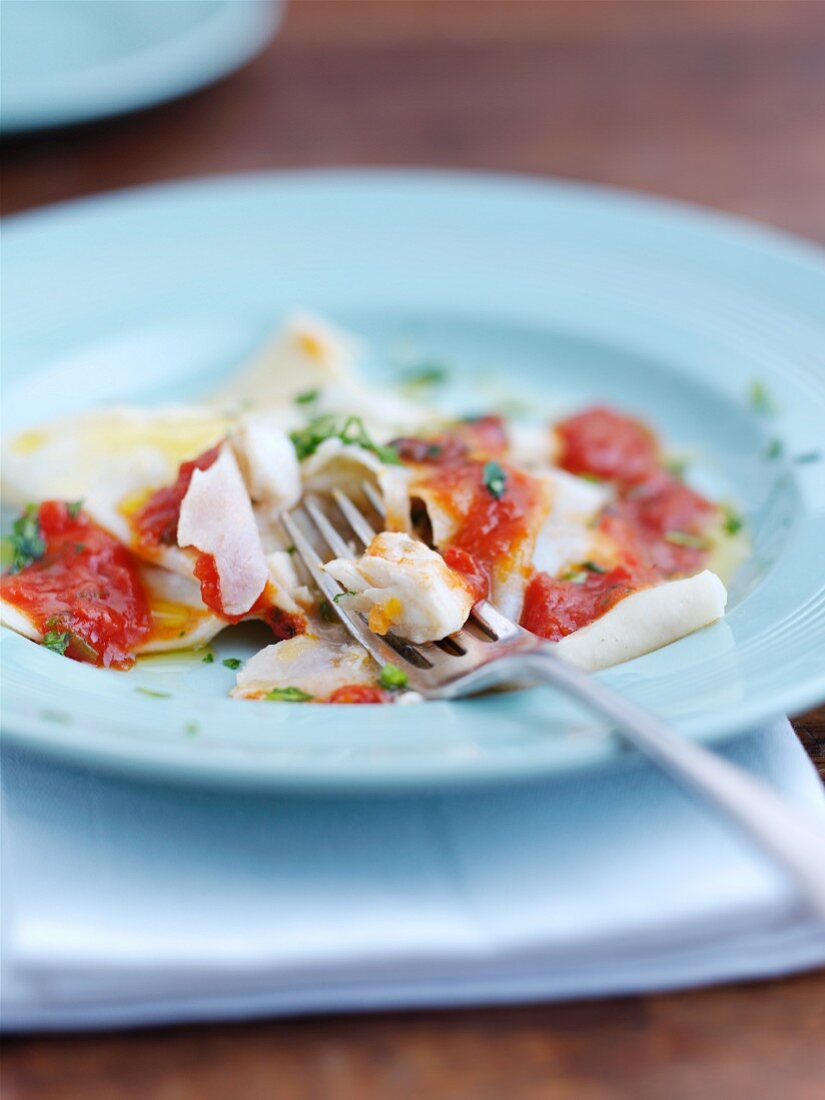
xmin=319 ymin=600 xmax=336 ymax=622
xmin=75 ymin=543 xmax=86 ymax=554
xmin=41 ymin=709 xmax=71 ymax=724
xmin=765 ymin=438 xmax=784 ymax=460
xmin=748 ymin=380 xmax=777 ymax=416
xmin=380 ymin=663 xmax=409 ymax=691
xmin=0 ymin=537 xmax=13 ymax=570
xmin=285 ymin=545 xmax=297 ymax=555
xmin=664 ymin=457 xmax=687 ymax=479
xmin=266 ymin=686 xmax=314 ymax=702
xmin=135 ymin=687 xmax=172 ymax=699
xmin=66 ymin=499 xmax=84 ymax=520
xmin=482 ymin=460 xmax=507 ymax=500
xmin=290 ymin=414 xmax=401 ymax=465
xmin=9 ymin=505 xmax=45 ymax=573
xmin=583 ymin=561 xmax=607 ymax=573
xmin=333 ymin=590 xmax=356 ymax=604
xmin=42 ymin=630 xmax=70 ymax=655
xmin=222 ymin=657 xmax=242 ymax=670
xmin=579 ymin=472 xmax=605 ymax=484
xmin=561 ymin=570 xmax=589 ymax=584
xmin=184 ymin=721 xmax=199 ymax=736
xmin=722 ymin=506 xmax=744 ymax=536
xmin=294 ymin=388 xmax=320 ymax=405
xmin=793 ymin=451 xmax=821 ymax=465
xmin=202 ymin=651 xmax=215 ymax=664
xmin=41 ymin=620 xmax=99 ymax=662
xmin=664 ymin=530 xmax=711 ymax=550
xmin=401 ymin=363 xmax=448 ymax=394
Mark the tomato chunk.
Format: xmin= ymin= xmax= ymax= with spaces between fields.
xmin=520 ymin=566 xmax=641 ymax=642
xmin=1 ymin=501 xmax=151 ymax=668
xmin=328 ymin=684 xmax=387 ymax=704
xmin=556 ymin=406 xmax=660 ymax=487
xmin=391 ymin=415 xmax=508 ymax=467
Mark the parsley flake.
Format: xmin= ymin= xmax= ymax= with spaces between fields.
xmin=664 ymin=530 xmax=711 ymax=550
xmin=42 ymin=630 xmax=70 ymax=655
xmin=722 ymin=506 xmax=744 ymax=536
xmin=583 ymin=561 xmax=607 ymax=574
xmin=379 ymin=663 xmax=409 ymax=691
xmin=202 ymin=652 xmax=215 ymax=664
xmin=664 ymin=457 xmax=687 ymax=479
xmin=222 ymin=657 xmax=242 ymax=670
xmin=294 ymin=388 xmax=320 ymax=405
xmin=765 ymin=438 xmax=784 ymax=460
xmin=9 ymin=505 xmax=45 ymax=573
xmin=66 ymin=499 xmax=84 ymax=520
xmin=401 ymin=363 xmax=448 ymax=394
xmin=748 ymin=380 xmax=777 ymax=416
xmin=290 ymin=414 xmax=401 ymax=465
xmin=482 ymin=460 xmax=507 ymax=500
xmin=561 ymin=570 xmax=588 ymax=585
xmin=135 ymin=687 xmax=172 ymax=699
xmin=266 ymin=686 xmax=314 ymax=702
xmin=333 ymin=590 xmax=357 ymax=604
xmin=318 ymin=600 xmax=336 ymax=622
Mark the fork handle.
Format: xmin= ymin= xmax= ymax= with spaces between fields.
xmin=520 ymin=646 xmax=825 ymax=922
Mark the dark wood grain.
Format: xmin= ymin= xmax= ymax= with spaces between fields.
xmin=1 ymin=2 xmax=824 ymax=1097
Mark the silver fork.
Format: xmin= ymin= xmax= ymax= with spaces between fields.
xmin=283 ymin=486 xmax=825 ymax=922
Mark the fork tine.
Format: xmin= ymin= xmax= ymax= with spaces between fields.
xmin=332 ymin=488 xmax=377 ymax=545
xmin=282 ymin=510 xmax=413 ymax=672
xmin=361 ymin=479 xmax=385 ymax=519
xmin=304 ymin=495 xmax=355 ymax=559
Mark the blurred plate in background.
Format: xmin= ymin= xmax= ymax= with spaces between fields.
xmin=0 ymin=0 xmax=283 ymax=134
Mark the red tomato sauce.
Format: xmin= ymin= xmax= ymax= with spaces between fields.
xmin=192 ymin=556 xmax=305 ymax=638
xmin=420 ymin=460 xmax=546 ymax=600
xmin=1 ymin=502 xmax=151 ymax=668
xmin=263 ymin=605 xmax=306 ymax=642
xmin=132 ymin=444 xmax=222 ymax=548
xmin=556 ymin=406 xmax=660 ymax=487
xmin=522 ymin=406 xmax=718 ymax=639
xmin=391 ymin=415 xmax=508 ymax=466
xmin=610 ymin=473 xmax=716 ymax=576
xmin=192 ymin=552 xmax=225 ymax=618
xmin=328 ymin=684 xmax=387 ymax=704
xmin=520 ymin=565 xmax=641 ymax=642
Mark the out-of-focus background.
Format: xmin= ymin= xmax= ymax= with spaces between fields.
xmin=3 ymin=0 xmax=825 ymax=243
xmin=2 ymin=2 xmax=824 ymax=1097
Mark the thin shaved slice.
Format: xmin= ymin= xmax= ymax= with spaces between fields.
xmin=177 ymin=444 xmax=268 ymax=617
xmin=211 ymin=312 xmax=359 ymax=413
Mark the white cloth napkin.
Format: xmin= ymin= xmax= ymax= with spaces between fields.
xmin=2 ymin=718 xmax=824 ymax=1031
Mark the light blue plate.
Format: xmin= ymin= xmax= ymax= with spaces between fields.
xmin=2 ymin=171 xmax=824 ymax=791
xmin=0 ymin=0 xmax=282 ymax=134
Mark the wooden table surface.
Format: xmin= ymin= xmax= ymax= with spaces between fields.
xmin=2 ymin=2 xmax=824 ymax=1096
